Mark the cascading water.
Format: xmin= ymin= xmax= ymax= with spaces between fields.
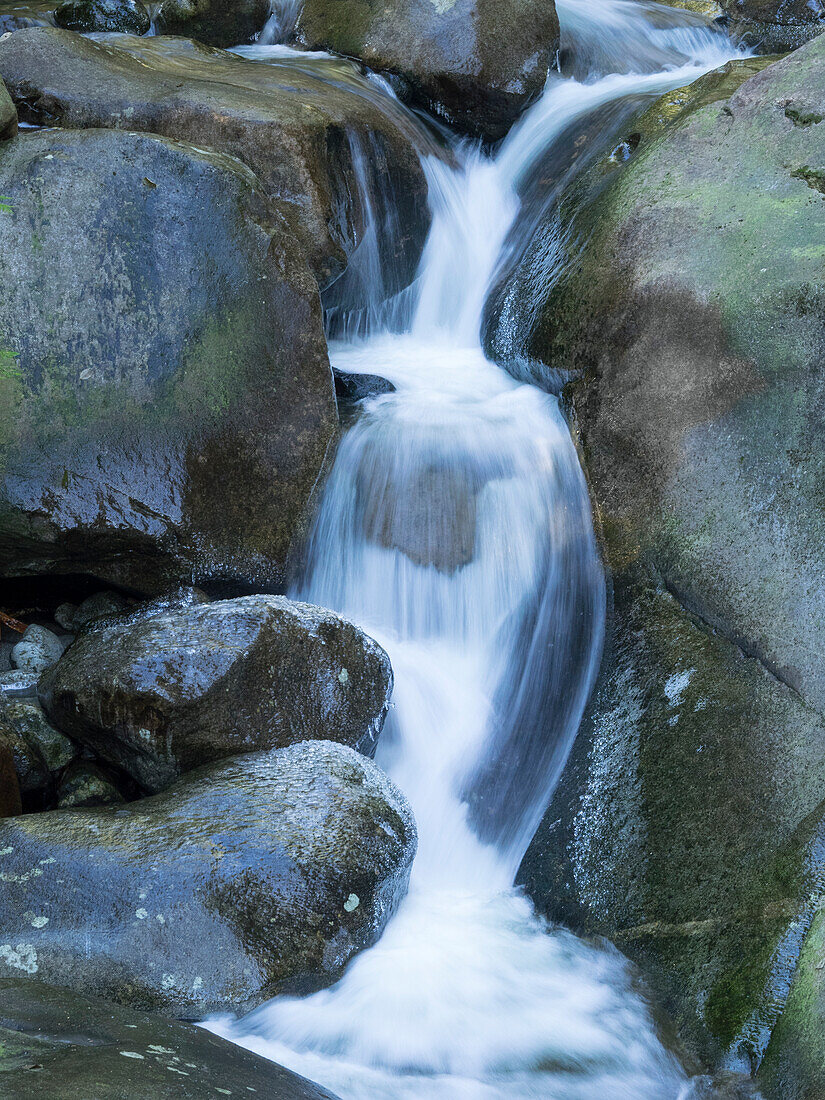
xmin=208 ymin=5 xmax=745 ymax=1096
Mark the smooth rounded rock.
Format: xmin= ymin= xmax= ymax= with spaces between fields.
xmin=0 ymin=977 xmax=339 ymax=1099
xmin=0 ymin=741 xmax=417 ymax=1014
xmin=39 ymin=594 xmax=393 ymax=793
xmin=11 ymin=626 xmax=64 ymax=674
xmin=54 ymin=0 xmax=150 ymax=33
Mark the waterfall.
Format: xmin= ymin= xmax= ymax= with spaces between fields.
xmin=207 ymin=5 xmax=744 ymax=1096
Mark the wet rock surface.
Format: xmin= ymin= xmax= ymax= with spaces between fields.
xmin=39 ymin=593 xmax=394 ymax=792
xmin=721 ymin=0 xmax=824 ymax=52
xmin=0 ymin=28 xmax=436 ymax=291
xmin=0 ymin=740 xmax=417 ymax=1014
xmin=294 ymin=0 xmax=560 ymax=140
xmin=518 ymin=39 xmax=825 ymax=1087
xmin=0 ymin=733 xmax=22 ymax=816
xmin=0 ymin=977 xmax=340 ymax=1098
xmin=0 ymin=123 xmax=335 ymax=595
xmin=54 ymin=0 xmax=150 ymax=32
xmin=155 ymin=0 xmax=268 ymax=46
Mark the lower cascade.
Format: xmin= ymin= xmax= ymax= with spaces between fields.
xmin=206 ymin=2 xmax=745 ymax=1096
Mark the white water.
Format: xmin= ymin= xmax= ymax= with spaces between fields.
xmin=208 ymin=5 xmax=744 ymax=1097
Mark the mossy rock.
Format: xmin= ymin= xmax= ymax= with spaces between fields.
xmin=0 ymin=741 xmax=416 ymax=1014
xmin=293 ymin=0 xmax=560 ymax=140
xmin=518 ymin=36 xmax=825 ymax=1082
xmin=0 ymin=977 xmax=338 ymax=1098
xmin=54 ymin=0 xmax=150 ymax=33
xmin=0 ymin=125 xmax=336 ymax=594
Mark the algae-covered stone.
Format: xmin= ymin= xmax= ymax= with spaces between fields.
xmin=0 ymin=741 xmax=416 ymax=1014
xmin=0 ymin=75 xmax=15 ymax=140
xmin=0 ymin=28 xmax=436 ymax=290
xmin=759 ymin=909 xmax=825 ymax=1099
xmin=39 ymin=594 xmax=393 ymax=792
xmin=155 ymin=0 xmax=268 ymax=46
xmin=54 ymin=0 xmax=150 ymax=33
xmin=0 ymin=697 xmax=77 ymax=807
xmin=0 ymin=124 xmax=335 ymax=594
xmin=721 ymin=0 xmax=824 ymax=53
xmin=57 ymin=760 xmax=125 ymax=807
xmin=294 ymin=0 xmax=560 ymax=140
xmin=0 ymin=977 xmax=339 ymax=1098
xmin=0 ymin=732 xmax=21 ymax=816
xmin=518 ymin=38 xmax=825 ymax=1077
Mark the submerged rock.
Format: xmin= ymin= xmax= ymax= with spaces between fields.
xmin=54 ymin=0 xmax=150 ymax=33
xmin=0 ymin=28 xmax=436 ymax=292
xmin=294 ymin=0 xmax=560 ymax=140
xmin=0 ymin=978 xmax=339 ymax=1098
xmin=39 ymin=594 xmax=393 ymax=792
xmin=0 ymin=123 xmax=335 ymax=595
xmin=519 ymin=39 xmax=825 ymax=1087
xmin=0 ymin=741 xmax=416 ymax=1014
xmin=155 ymin=0 xmax=268 ymax=46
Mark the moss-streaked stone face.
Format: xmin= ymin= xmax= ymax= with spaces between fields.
xmin=0 ymin=741 xmax=417 ymax=1015
xmin=294 ymin=0 xmax=560 ymax=141
xmin=518 ymin=38 xmax=825 ymax=1086
xmin=39 ymin=594 xmax=394 ymax=792
xmin=0 ymin=977 xmax=339 ymax=1098
xmin=154 ymin=0 xmax=268 ymax=47
xmin=0 ymin=28 xmax=436 ymax=290
xmin=0 ymin=125 xmax=336 ymax=594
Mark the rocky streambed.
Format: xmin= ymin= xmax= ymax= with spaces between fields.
xmin=0 ymin=0 xmax=822 ymax=1097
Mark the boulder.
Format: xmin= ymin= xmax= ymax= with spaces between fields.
xmin=56 ymin=760 xmax=125 ymax=807
xmin=0 ymin=28 xmax=436 ymax=291
xmin=56 ymin=590 xmax=130 ymax=631
xmin=39 ymin=594 xmax=393 ymax=792
xmin=721 ymin=0 xmax=824 ymax=52
xmin=0 ymin=74 xmax=15 ymax=139
xmin=0 ymin=740 xmax=416 ymax=1013
xmin=0 ymin=733 xmax=21 ymax=816
xmin=0 ymin=977 xmax=339 ymax=1098
xmin=293 ymin=0 xmax=560 ymax=140
xmin=517 ymin=39 xmax=825 ymax=1082
xmin=10 ymin=626 xmax=64 ymax=674
xmin=54 ymin=0 xmax=151 ymax=33
xmin=0 ymin=697 xmax=77 ymax=807
xmin=0 ymin=124 xmax=336 ymax=595
xmin=155 ymin=0 xmax=268 ymax=47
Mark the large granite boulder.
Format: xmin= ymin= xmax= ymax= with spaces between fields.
xmin=0 ymin=28 xmax=436 ymax=292
xmin=0 ymin=741 xmax=416 ymax=1013
xmin=293 ymin=0 xmax=560 ymax=141
xmin=155 ymin=0 xmax=268 ymax=46
xmin=39 ymin=593 xmax=393 ymax=792
xmin=0 ymin=124 xmax=335 ymax=595
xmin=0 ymin=977 xmax=338 ymax=1098
xmin=517 ymin=39 xmax=825 ymax=1089
xmin=721 ymin=0 xmax=824 ymax=52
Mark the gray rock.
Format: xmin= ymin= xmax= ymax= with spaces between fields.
xmin=155 ymin=0 xmax=268 ymax=46
xmin=39 ymin=594 xmax=393 ymax=792
xmin=0 ymin=732 xmax=21 ymax=817
xmin=57 ymin=760 xmax=125 ymax=808
xmin=0 ymin=977 xmax=339 ymax=1099
xmin=293 ymin=0 xmax=560 ymax=140
xmin=0 ymin=122 xmax=336 ymax=596
xmin=0 ymin=73 xmax=15 ymax=139
xmin=54 ymin=0 xmax=151 ymax=33
xmin=0 ymin=28 xmax=438 ymax=294
xmin=0 ymin=741 xmax=416 ymax=1014
xmin=0 ymin=669 xmax=39 ymax=698
xmin=2 ymin=699 xmax=75 ymax=773
xmin=518 ymin=39 xmax=825 ymax=1082
xmin=72 ymin=590 xmax=130 ymax=629
xmin=53 ymin=602 xmax=77 ymax=631
xmin=11 ymin=626 xmax=64 ymax=674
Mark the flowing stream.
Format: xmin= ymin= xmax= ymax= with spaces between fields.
xmin=208 ymin=5 xmax=744 ymax=1096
